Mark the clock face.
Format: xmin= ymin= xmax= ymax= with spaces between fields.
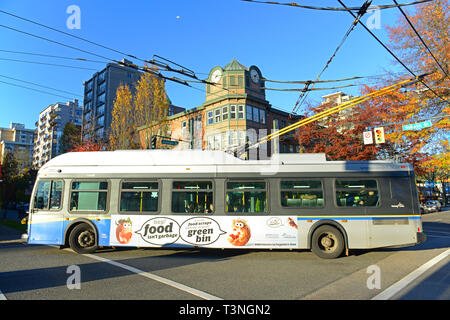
xmin=250 ymin=69 xmax=260 ymax=83
xmin=211 ymin=69 xmax=222 ymax=83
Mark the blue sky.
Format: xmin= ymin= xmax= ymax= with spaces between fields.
xmin=0 ymin=0 xmax=410 ymax=129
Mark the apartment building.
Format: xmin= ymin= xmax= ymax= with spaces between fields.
xmin=0 ymin=122 xmax=35 ymax=171
xmin=82 ymin=58 xmax=185 ymax=144
xmin=33 ymin=99 xmax=82 ymax=168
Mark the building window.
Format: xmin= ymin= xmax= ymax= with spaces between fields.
xmin=226 ymin=181 xmax=267 ymax=213
xmin=252 ymin=107 xmax=259 ymax=122
xmin=281 ymin=180 xmax=324 ymax=208
xmin=335 ymin=180 xmax=379 ymax=207
xmin=70 ymin=181 xmax=108 ymax=212
xmin=246 ymin=105 xmax=253 ymax=121
xmin=97 ymin=93 xmax=106 ymax=105
xmin=95 ymin=127 xmax=104 ymax=138
xmin=215 ymin=109 xmax=221 ymax=123
xmin=230 ymin=75 xmax=237 ymax=86
xmin=86 ymin=81 xmax=93 ymax=92
xmin=207 ymin=111 xmax=213 ymax=125
xmin=171 ymin=181 xmax=214 ymax=214
xmin=230 ymin=105 xmax=236 ymax=119
xmin=259 ymin=109 xmax=266 ymax=124
xmin=120 ymin=181 xmax=159 ymax=213
xmin=195 ymin=116 xmax=202 ymax=133
xmin=85 ymin=101 xmax=92 ymax=112
xmin=96 ymin=115 xmax=104 ymax=127
xmin=238 ymin=105 xmax=244 ymax=119
xmin=97 ymin=104 xmax=105 ymax=116
xmin=98 ymin=82 xmax=106 ymax=94
xmin=222 ymin=106 xmax=228 ymax=121
xmin=181 ymin=121 xmax=187 ymax=137
xmin=207 ymin=136 xmax=214 ymax=149
xmin=98 ymin=71 xmax=106 ymax=83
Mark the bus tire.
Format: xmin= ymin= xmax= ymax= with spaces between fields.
xmin=311 ymin=225 xmax=345 ymax=259
xmin=68 ymin=223 xmax=98 ymax=254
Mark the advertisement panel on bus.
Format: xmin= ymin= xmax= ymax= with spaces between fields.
xmin=110 ymin=215 xmax=299 ymax=249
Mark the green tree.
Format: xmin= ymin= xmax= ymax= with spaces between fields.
xmin=59 ymin=122 xmax=81 ymax=154
xmin=1 ymin=152 xmax=19 ymax=219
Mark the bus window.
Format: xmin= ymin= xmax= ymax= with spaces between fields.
xmin=335 ymin=180 xmax=379 ymax=207
xmin=226 ymin=181 xmax=267 ymax=213
xmin=33 ymin=180 xmax=63 ymax=210
xmin=172 ymin=181 xmax=213 ymax=214
xmin=70 ymin=181 xmax=108 ymax=212
xmin=280 ymin=180 xmax=324 ymax=208
xmin=120 ymin=181 xmax=159 ymax=213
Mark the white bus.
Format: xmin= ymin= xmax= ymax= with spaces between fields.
xmin=26 ymin=150 xmax=426 ymax=259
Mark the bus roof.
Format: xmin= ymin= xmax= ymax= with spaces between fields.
xmin=38 ymin=150 xmax=413 ymax=177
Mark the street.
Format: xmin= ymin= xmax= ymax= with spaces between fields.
xmin=0 ymin=209 xmax=449 ymax=302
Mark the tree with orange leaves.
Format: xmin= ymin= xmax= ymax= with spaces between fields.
xmin=360 ymin=0 xmax=448 ymax=168
xmin=296 ymin=99 xmax=379 ymax=161
xmin=70 ymin=139 xmax=104 ymax=152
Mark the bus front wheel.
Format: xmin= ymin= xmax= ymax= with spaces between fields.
xmin=69 ymin=223 xmax=98 ymax=254
xmin=311 ymin=225 xmax=345 ymax=259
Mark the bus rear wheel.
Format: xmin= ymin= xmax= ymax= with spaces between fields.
xmin=311 ymin=225 xmax=345 ymax=259
xmin=69 ymin=223 xmax=98 ymax=254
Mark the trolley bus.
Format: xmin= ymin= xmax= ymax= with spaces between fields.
xmin=26 ymin=150 xmax=426 ymax=259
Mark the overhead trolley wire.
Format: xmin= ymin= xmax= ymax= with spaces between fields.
xmin=0 ymin=24 xmax=117 ymax=63
xmin=0 ymin=73 xmax=83 ymax=97
xmin=241 ymin=0 xmax=432 ymax=11
xmin=0 ymin=49 xmax=109 ymax=64
xmin=263 ymin=83 xmax=358 ymax=92
xmin=0 ymin=18 xmax=224 ymax=95
xmin=0 ymin=10 xmax=209 ymax=86
xmin=291 ymin=0 xmax=373 ymax=116
xmin=233 ymin=74 xmax=428 ymax=157
xmin=0 ymin=22 xmax=198 ymax=90
xmin=391 ymin=0 xmax=449 ymax=78
xmin=0 ymin=79 xmax=77 ymax=101
xmin=0 ymin=9 xmax=144 ymax=63
xmin=0 ymin=57 xmax=98 ymax=71
xmin=337 ymin=0 xmax=448 ymax=104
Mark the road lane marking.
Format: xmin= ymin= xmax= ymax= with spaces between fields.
xmin=0 ymin=289 xmax=6 ymax=300
xmin=0 ymin=239 xmax=24 ymax=244
xmin=372 ymin=248 xmax=450 ymax=300
xmin=83 ymin=253 xmax=223 ymax=300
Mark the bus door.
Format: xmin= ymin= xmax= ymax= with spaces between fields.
xmin=368 ymin=177 xmax=416 ymax=248
xmin=28 ymin=180 xmax=64 ymax=244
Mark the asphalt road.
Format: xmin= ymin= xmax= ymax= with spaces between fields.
xmin=0 ymin=209 xmax=449 ymax=304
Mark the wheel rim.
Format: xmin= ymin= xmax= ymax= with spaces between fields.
xmin=77 ymin=230 xmax=95 ymax=248
xmin=318 ymin=232 xmax=337 ymax=253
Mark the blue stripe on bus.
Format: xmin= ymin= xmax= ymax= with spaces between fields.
xmin=29 ymin=218 xmax=111 ymax=246
xmin=297 ymin=216 xmax=421 ymax=221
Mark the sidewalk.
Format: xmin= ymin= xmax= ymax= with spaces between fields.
xmin=0 ymin=224 xmax=23 ymax=242
xmin=0 ymin=209 xmax=27 ymax=242
xmin=1 ymin=209 xmax=25 ymax=222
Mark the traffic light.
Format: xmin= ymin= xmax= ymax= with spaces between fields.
xmin=374 ymin=127 xmax=385 ymax=144
xmin=150 ymin=135 xmax=157 ymax=149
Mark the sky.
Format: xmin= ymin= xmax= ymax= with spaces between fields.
xmin=0 ymin=0 xmax=412 ymax=130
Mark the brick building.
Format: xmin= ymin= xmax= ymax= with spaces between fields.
xmin=138 ymin=59 xmax=302 ymax=159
